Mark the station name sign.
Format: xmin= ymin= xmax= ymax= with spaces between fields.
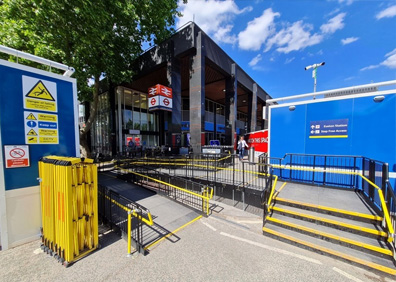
xmin=148 ymin=84 xmax=172 ymax=112
xmin=309 ymin=119 xmax=348 ymax=138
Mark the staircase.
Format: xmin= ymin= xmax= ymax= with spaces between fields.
xmin=262 ymin=183 xmax=396 ymax=276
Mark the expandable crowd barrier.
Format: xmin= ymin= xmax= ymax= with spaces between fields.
xmin=38 ymin=156 xmax=98 ymax=266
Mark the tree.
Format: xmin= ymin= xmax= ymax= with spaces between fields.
xmin=0 ymin=0 xmax=184 ymax=157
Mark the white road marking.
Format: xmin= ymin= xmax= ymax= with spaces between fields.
xmin=234 ymin=220 xmax=262 ymax=224
xmin=332 ymin=267 xmax=363 ymax=282
xmin=33 ymin=248 xmax=43 ymax=255
xmin=220 ymin=232 xmax=322 ymax=265
xmin=201 ymin=221 xmax=217 ymax=231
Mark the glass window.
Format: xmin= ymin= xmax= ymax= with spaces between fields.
xmin=140 ymin=93 xmax=148 ymax=109
xmin=123 ymin=110 xmax=133 ymax=130
xmin=141 ymin=112 xmax=148 ymax=131
xmin=182 ymin=98 xmax=189 ymax=111
xmin=133 ymin=110 xmax=140 ymax=130
xmin=124 ymin=89 xmax=133 ymax=108
xmin=132 ymin=92 xmax=140 ymax=109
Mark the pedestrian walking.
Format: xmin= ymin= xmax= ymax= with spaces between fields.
xmin=237 ymin=136 xmax=248 ymax=161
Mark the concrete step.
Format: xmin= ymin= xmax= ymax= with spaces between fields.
xmin=270 ymin=204 xmax=388 ymax=240
xmin=263 ymin=224 xmax=396 ymax=276
xmin=267 ymin=213 xmax=393 ymax=258
xmin=274 ymin=197 xmax=383 ymax=224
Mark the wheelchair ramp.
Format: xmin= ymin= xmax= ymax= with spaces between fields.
xmin=263 ymin=182 xmax=396 ymax=276
xmin=99 ymin=172 xmax=201 ymax=251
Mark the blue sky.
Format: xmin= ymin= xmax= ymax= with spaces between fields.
xmin=176 ymin=0 xmax=396 ymax=98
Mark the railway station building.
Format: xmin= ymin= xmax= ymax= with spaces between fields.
xmin=89 ymin=22 xmax=271 ymax=156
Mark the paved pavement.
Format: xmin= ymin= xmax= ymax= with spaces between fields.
xmin=0 ymin=199 xmax=394 ymax=281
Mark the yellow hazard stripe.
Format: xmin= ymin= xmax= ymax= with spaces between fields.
xmin=262 ymin=227 xmax=396 ymax=276
xmin=267 ymin=217 xmax=392 ymax=256
xmin=270 ymin=206 xmax=388 ymax=238
xmin=272 ymin=182 xmax=287 ymax=201
xmin=309 ymin=135 xmax=348 ymax=138
xmin=270 ymin=165 xmax=394 ymax=241
xmin=144 ymin=215 xmax=203 ymax=250
xmin=275 ymin=197 xmax=383 ymax=222
xmin=116 ymin=166 xmax=212 ymax=202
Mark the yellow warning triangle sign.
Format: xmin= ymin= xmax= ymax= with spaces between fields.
xmin=26 ymin=80 xmax=55 ymax=101
xmin=26 ymin=113 xmax=37 ymax=120
xmin=27 ymin=129 xmax=38 ymax=136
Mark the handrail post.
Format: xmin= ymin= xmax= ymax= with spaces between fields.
xmin=323 ymin=156 xmax=327 ymax=185
xmin=312 ymin=156 xmax=316 ymax=184
xmin=383 ymin=163 xmax=389 ymax=208
xmin=127 ymin=211 xmax=132 ymax=257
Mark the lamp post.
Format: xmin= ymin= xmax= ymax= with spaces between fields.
xmin=305 ymin=62 xmax=325 ymax=95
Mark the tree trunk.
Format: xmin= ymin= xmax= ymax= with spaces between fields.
xmin=79 ymin=74 xmax=100 ymax=158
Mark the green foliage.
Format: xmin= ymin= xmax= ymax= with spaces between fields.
xmin=0 ymin=0 xmax=182 ymax=102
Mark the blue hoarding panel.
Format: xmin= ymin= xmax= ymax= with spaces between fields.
xmin=270 ymin=104 xmax=307 ymax=158
xmin=269 ymin=93 xmax=396 ymax=177
xmin=305 ymin=99 xmax=353 ymax=155
xmin=0 ymin=62 xmax=77 ymax=190
xmin=351 ymin=95 xmax=396 ymax=169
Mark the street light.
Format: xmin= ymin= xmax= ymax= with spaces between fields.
xmin=305 ymin=62 xmax=325 ymax=95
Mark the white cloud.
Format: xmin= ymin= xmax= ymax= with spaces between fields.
xmin=238 ymin=8 xmax=280 ymax=51
xmin=344 ymin=76 xmax=356 ymax=81
xmin=320 ymin=13 xmax=346 ymax=34
xmin=265 ymin=21 xmax=323 ymax=54
xmin=213 ymin=25 xmax=237 ymax=45
xmin=338 ymin=0 xmax=354 ymax=5
xmin=376 ymin=5 xmax=396 ymax=20
xmin=360 ymin=65 xmax=380 ymax=71
xmin=361 ymin=48 xmax=396 ymax=70
xmin=382 ymin=48 xmax=396 ymax=68
xmin=341 ymin=37 xmax=359 ymax=45
xmin=285 ymin=57 xmax=295 ymax=64
xmin=248 ymin=54 xmax=262 ymax=67
xmin=177 ymin=0 xmax=251 ymax=45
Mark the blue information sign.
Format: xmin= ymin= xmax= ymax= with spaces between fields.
xmin=309 ymin=119 xmax=349 ymax=138
xmin=210 ymin=140 xmax=220 ymax=146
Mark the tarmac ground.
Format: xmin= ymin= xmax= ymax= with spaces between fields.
xmin=0 ymin=198 xmax=395 ymax=282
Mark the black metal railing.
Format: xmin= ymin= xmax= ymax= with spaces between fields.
xmin=259 ymin=153 xmax=363 ymax=189
xmin=114 ymin=153 xmax=274 ymax=213
xmin=98 ymin=184 xmax=152 ymax=254
xmin=383 ymin=179 xmax=396 ymax=250
xmin=258 ymin=153 xmax=396 ymax=241
xmin=114 ymin=163 xmax=213 ymax=215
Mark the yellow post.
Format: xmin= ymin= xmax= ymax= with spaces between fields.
xmin=127 ymin=212 xmax=132 ymax=257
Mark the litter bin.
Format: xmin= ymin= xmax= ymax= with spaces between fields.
xmin=248 ymin=147 xmax=255 ymax=163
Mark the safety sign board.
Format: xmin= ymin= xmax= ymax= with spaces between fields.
xmin=309 ymin=119 xmax=349 ymax=138
xmin=24 ymin=111 xmax=59 ymax=144
xmin=22 ymin=76 xmax=57 ymax=113
xmin=4 ymin=145 xmax=30 ymax=168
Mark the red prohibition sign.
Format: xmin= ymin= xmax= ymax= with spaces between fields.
xmin=10 ymin=148 xmax=25 ymax=158
xmin=163 ymin=98 xmax=169 ymax=106
xmin=151 ymin=98 xmax=156 ymax=105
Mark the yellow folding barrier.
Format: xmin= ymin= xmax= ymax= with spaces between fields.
xmin=38 ymin=156 xmax=99 ymax=266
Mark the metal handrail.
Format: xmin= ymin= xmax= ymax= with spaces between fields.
xmin=0 ymin=45 xmax=75 ymax=76
xmin=270 ymin=164 xmax=395 ymax=242
xmin=115 ymin=165 xmax=214 ymax=215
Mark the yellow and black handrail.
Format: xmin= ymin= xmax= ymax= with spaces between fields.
xmin=270 ymin=164 xmax=395 ymax=243
xmin=98 ymin=184 xmax=153 ymax=255
xmin=114 ymin=165 xmax=214 ymax=216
